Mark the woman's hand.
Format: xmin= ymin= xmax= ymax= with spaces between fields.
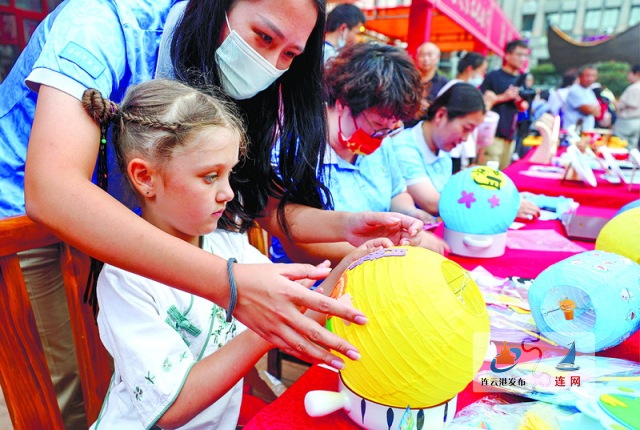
xmin=232 ymin=263 xmax=365 ymax=369
xmin=517 ymin=199 xmax=541 ymax=221
xmin=344 ymin=212 xmax=423 ymax=247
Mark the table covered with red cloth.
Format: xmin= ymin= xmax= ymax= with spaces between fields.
xmin=504 ymin=151 xmax=639 ymax=210
xmin=245 ymin=210 xmax=639 ymax=429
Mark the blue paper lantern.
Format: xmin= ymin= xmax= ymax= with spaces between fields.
xmin=439 ymin=166 xmax=520 ymax=258
xmin=529 ymin=250 xmax=640 ymax=353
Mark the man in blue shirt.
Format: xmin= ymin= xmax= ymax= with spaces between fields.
xmin=563 ymin=65 xmax=601 ymax=132
xmin=0 ymin=2 xmax=175 ymax=425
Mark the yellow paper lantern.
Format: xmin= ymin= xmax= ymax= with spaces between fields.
xmin=596 ymin=207 xmax=640 ymax=263
xmin=328 ymin=246 xmax=490 ymax=408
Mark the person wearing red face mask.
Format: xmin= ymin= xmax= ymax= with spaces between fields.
xmin=270 ymin=42 xmax=448 ymax=266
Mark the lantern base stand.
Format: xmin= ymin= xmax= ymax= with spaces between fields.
xmin=443 ymin=228 xmax=507 ymax=258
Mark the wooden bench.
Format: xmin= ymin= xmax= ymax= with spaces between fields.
xmin=0 ymin=215 xmax=111 ymax=429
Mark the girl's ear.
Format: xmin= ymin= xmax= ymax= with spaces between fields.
xmin=128 ymin=158 xmax=156 ymax=197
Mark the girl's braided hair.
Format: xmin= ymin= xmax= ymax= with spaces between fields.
xmin=81 ymin=79 xmax=247 ymax=315
xmin=82 ymin=79 xmax=247 ymax=185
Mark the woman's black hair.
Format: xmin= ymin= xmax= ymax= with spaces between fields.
xmin=456 ymin=52 xmax=485 ymax=75
xmin=421 ymin=82 xmax=486 ymax=121
xmin=170 ymin=0 xmax=331 ymax=235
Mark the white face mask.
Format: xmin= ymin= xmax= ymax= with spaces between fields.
xmin=336 ymin=28 xmax=347 ymax=49
xmin=215 ymin=15 xmax=288 ymax=99
xmin=468 ymin=73 xmax=484 ymax=88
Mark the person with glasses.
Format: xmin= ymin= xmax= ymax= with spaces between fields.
xmin=271 ymin=42 xmax=448 ymax=266
xmin=0 ymin=1 xmax=426 ymax=415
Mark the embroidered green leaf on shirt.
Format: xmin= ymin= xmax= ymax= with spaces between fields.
xmin=179 ymin=351 xmax=188 ymax=362
xmin=134 ymin=386 xmax=143 ymax=401
xmin=210 ymin=305 xmax=237 ymax=348
xmin=145 ymin=372 xmax=155 ymax=384
xmin=165 ymin=305 xmax=202 ymax=346
xmin=162 ymin=358 xmax=172 ymax=372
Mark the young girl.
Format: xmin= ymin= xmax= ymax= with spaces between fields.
xmin=389 ymin=83 xmax=487 ymax=215
xmin=84 ymin=79 xmax=380 ymax=429
xmin=0 ymin=1 xmax=424 ymax=395
xmin=391 ymin=82 xmax=540 ymax=220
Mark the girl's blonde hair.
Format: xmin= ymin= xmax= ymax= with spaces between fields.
xmin=81 ymin=80 xmax=247 ymax=315
xmin=82 ymin=79 xmax=247 ymax=193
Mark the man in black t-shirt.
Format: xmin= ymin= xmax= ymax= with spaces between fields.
xmin=480 ymin=39 xmax=530 ymax=169
xmin=416 ymin=42 xmax=448 ymax=106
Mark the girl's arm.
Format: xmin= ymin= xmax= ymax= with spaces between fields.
xmin=157 ymin=241 xmax=387 ymax=428
xmin=24 ymin=85 xmax=364 ymax=368
xmin=156 ymin=330 xmax=272 ymax=429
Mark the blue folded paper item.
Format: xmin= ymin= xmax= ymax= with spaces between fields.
xmin=520 ymin=192 xmax=575 ymax=215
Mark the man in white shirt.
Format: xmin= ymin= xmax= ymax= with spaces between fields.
xmin=614 ymin=64 xmax=640 ymax=149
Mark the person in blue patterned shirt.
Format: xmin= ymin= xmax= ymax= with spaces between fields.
xmin=0 ymin=2 xmax=426 ymax=422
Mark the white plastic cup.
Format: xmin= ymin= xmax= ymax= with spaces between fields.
xmin=486 ymin=160 xmax=500 ymax=170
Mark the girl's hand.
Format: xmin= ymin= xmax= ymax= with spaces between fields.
xmin=356 ymin=237 xmax=395 ymax=251
xmin=232 ymin=263 xmax=365 ymax=369
xmin=296 ymin=260 xmax=331 ymax=290
xmin=308 ymin=238 xmax=393 ymax=316
xmin=344 ymin=212 xmax=423 ymax=247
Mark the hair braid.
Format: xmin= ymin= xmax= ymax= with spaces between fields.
xmin=82 ymin=88 xmax=119 ymax=125
xmin=120 ymin=111 xmax=181 ymax=132
xmin=82 ymin=89 xmax=183 ymax=132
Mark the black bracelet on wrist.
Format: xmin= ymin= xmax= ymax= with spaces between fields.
xmin=226 ymin=258 xmax=238 ymax=323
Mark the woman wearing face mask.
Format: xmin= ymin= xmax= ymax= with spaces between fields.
xmin=0 ymin=1 xmax=424 ymax=408
xmin=457 ymin=52 xmax=488 ymax=88
xmin=448 ymin=52 xmax=497 ymax=172
xmin=271 ymin=43 xmax=448 ymax=266
xmin=391 ymin=82 xmax=540 ymax=220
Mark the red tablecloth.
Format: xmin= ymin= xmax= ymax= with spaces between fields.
xmin=246 ymin=210 xmax=640 ymax=429
xmin=504 ymin=152 xmax=639 ymax=210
